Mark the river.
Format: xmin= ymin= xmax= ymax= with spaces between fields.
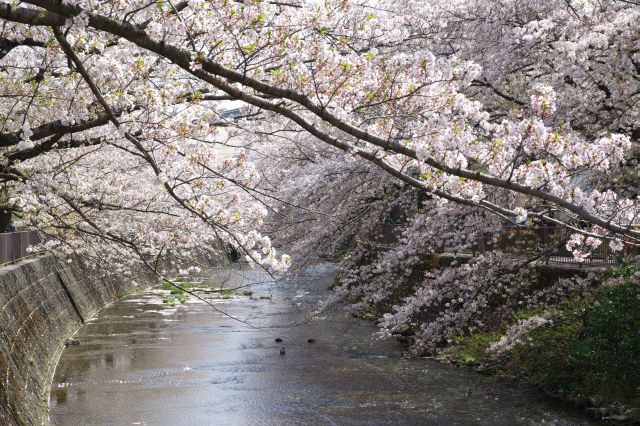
xmin=49 ymin=263 xmax=592 ymax=425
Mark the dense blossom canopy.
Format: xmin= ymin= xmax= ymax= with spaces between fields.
xmin=0 ymin=0 xmax=637 ymax=293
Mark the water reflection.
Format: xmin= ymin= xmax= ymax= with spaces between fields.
xmin=50 ymin=264 xmax=592 ymax=425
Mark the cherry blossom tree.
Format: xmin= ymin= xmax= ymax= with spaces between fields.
xmin=244 ymin=0 xmax=638 ymax=352
xmin=0 ymin=0 xmax=637 ymax=293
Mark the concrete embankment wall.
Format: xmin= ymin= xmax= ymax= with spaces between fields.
xmin=0 ymin=255 xmax=151 ymax=425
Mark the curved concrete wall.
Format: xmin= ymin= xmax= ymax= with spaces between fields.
xmin=0 ymin=255 xmax=150 ymax=425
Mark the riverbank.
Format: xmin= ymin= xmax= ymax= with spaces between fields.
xmin=435 ymin=272 xmax=640 ymax=424
xmin=343 ymin=256 xmax=640 ymax=425
xmin=0 ymin=255 xmax=151 ymax=425
xmin=0 ymin=249 xmax=230 ymax=425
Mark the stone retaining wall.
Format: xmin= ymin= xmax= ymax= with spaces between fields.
xmin=0 ymin=255 xmax=152 ymax=425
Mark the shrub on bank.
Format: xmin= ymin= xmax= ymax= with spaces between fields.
xmin=510 ymin=280 xmax=640 ymax=408
xmin=447 ymin=267 xmax=640 ymax=421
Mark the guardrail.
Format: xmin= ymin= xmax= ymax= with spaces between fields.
xmin=370 ymin=224 xmax=405 ymax=246
xmin=370 ymin=224 xmax=639 ymax=266
xmin=0 ymin=231 xmax=41 ymax=264
xmin=498 ymin=226 xmax=639 ymax=265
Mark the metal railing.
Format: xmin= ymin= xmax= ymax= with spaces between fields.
xmin=498 ymin=226 xmax=639 ymax=266
xmin=370 ymin=224 xmax=639 ymax=266
xmin=0 ymin=231 xmax=41 ymax=265
xmin=369 ymin=224 xmax=405 ymax=246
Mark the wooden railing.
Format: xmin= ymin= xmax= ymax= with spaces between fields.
xmin=0 ymin=231 xmax=41 ymax=265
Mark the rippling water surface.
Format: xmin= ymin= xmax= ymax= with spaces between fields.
xmin=49 ymin=263 xmax=592 ymax=425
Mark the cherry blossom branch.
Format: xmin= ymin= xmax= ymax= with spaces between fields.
xmin=49 ymin=25 xmax=285 ymax=272
xmin=0 ymin=112 xmax=122 ymax=147
xmin=16 ymin=0 xmax=637 ymax=241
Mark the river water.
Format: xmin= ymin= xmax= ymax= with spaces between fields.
xmin=49 ymin=263 xmax=592 ymax=425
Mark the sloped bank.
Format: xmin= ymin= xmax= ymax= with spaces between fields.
xmin=0 ymin=255 xmax=153 ymax=425
xmin=439 ymin=272 xmax=640 ymax=424
xmin=335 ymin=243 xmax=639 ymax=424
